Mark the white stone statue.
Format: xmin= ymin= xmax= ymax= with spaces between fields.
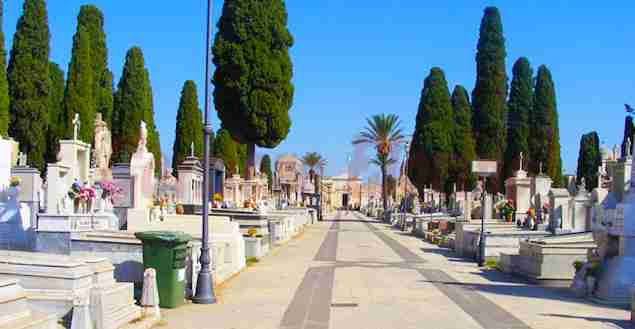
xmin=627 ymin=138 xmax=632 ymax=157
xmin=17 ymin=152 xmax=27 ymax=167
xmin=138 ymin=121 xmax=148 ymax=152
xmin=72 ymin=113 xmax=80 ymax=141
xmin=190 ymin=142 xmax=195 ymax=158
xmin=93 ymin=113 xmax=112 ymax=175
xmin=613 ymin=144 xmax=620 ymax=160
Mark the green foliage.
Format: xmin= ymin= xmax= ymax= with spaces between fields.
xmin=172 ymin=80 xmax=203 ymax=175
xmin=622 ymin=116 xmax=634 ymax=157
xmin=259 ymin=154 xmax=273 ymax=188
xmin=237 ymin=143 xmax=247 ymax=177
xmin=77 ymin=5 xmax=113 ymax=127
xmin=530 ymin=65 xmax=562 ymax=186
xmin=471 ymin=6 xmax=508 ymax=192
xmin=212 ymin=0 xmax=294 ymax=149
xmin=213 ymin=128 xmax=240 ymax=176
xmin=62 ymin=26 xmax=94 ymax=143
xmin=0 ymin=0 xmax=8 ymax=137
xmin=301 ymin=152 xmax=326 ymax=179
xmin=408 ymin=67 xmax=453 ymax=194
xmin=353 ymin=113 xmax=404 ymax=212
xmin=45 ymin=62 xmax=64 ymax=164
xmin=112 ymin=47 xmax=161 ymax=175
xmin=503 ymin=57 xmax=533 ymax=179
xmin=576 ymin=132 xmax=601 ymax=191
xmin=450 ymin=85 xmax=477 ymax=191
xmin=8 ymin=0 xmax=50 ymax=171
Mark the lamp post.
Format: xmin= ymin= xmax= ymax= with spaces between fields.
xmin=192 ymin=0 xmax=216 ymax=304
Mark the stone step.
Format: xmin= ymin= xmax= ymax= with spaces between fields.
xmin=0 ymin=279 xmax=30 ymax=325
xmin=103 ymin=303 xmax=141 ymax=329
xmin=0 ymin=310 xmax=57 ymax=329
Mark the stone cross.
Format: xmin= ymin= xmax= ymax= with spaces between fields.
xmin=519 ymin=152 xmax=524 ymax=171
xmin=72 ymin=113 xmax=80 ymax=141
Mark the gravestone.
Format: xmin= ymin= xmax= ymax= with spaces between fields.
xmin=177 ymin=155 xmax=203 ymax=214
xmin=571 ymin=183 xmax=592 ymax=232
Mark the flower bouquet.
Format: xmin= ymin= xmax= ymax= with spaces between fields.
xmin=9 ymin=177 xmax=20 ymax=187
xmin=500 ymin=199 xmax=516 ymax=222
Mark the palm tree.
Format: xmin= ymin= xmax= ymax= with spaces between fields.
xmin=302 ymin=152 xmax=327 ymax=182
xmin=353 ymin=114 xmax=405 ymax=214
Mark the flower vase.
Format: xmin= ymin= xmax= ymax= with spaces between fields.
xmin=585 ymin=276 xmax=596 ymax=296
xmin=74 ymin=199 xmax=80 ymax=214
xmin=6 ymin=186 xmax=20 ymax=205
xmin=86 ymin=199 xmax=93 ymax=214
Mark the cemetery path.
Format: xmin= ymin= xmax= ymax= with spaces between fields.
xmin=162 ymin=211 xmax=632 ymax=329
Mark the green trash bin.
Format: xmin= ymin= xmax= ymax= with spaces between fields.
xmin=135 ymin=231 xmax=192 ymax=308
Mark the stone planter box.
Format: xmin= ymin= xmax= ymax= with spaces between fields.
xmin=244 ymin=237 xmax=269 ymax=259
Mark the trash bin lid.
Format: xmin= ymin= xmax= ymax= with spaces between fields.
xmin=134 ymin=231 xmax=192 ymax=244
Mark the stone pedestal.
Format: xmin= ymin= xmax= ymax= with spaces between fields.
xmin=483 ymin=193 xmax=493 ymax=220
xmin=58 ymin=140 xmax=92 ymax=184
xmin=0 ymin=279 xmax=57 ymax=329
xmin=505 ymin=170 xmax=531 ymax=222
xmin=571 ymin=190 xmax=591 ymax=232
xmin=549 ymin=188 xmax=571 ymax=232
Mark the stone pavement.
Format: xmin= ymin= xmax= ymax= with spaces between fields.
xmin=162 ymin=211 xmax=633 ymax=329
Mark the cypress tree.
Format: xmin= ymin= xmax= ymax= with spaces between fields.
xmin=62 ymin=26 xmax=94 ymax=143
xmin=0 ymin=0 xmax=8 ymax=137
xmin=576 ymin=131 xmax=601 ymax=191
xmin=530 ymin=65 xmax=562 ymax=185
xmin=112 ymin=47 xmax=161 ymax=175
xmin=172 ymin=80 xmax=203 ymax=175
xmin=8 ymin=0 xmax=50 ymax=171
xmin=45 ymin=62 xmax=64 ymax=163
xmin=471 ymin=6 xmax=508 ymax=192
xmin=213 ymin=128 xmax=239 ymax=176
xmin=260 ymin=154 xmax=273 ymax=188
xmin=77 ymin=5 xmax=113 ymax=127
xmin=450 ymin=85 xmax=477 ymax=191
xmin=408 ymin=67 xmax=453 ymax=193
xmin=622 ymin=116 xmax=634 ymax=157
xmin=503 ymin=57 xmax=533 ymax=178
xmin=213 ymin=0 xmax=294 ymax=178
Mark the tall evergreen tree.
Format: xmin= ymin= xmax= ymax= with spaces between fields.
xmin=112 ymin=47 xmax=161 ymax=174
xmin=471 ymin=6 xmax=508 ymax=192
xmin=0 ymin=0 xmax=8 ymax=137
xmin=62 ymin=26 xmax=94 ymax=143
xmin=450 ymin=85 xmax=477 ymax=191
xmin=529 ymin=65 xmax=562 ymax=185
xmin=503 ymin=57 xmax=533 ymax=179
xmin=8 ymin=0 xmax=50 ymax=171
xmin=237 ymin=143 xmax=247 ymax=177
xmin=45 ymin=62 xmax=64 ymax=163
xmin=172 ymin=80 xmax=203 ymax=175
xmin=213 ymin=128 xmax=239 ymax=176
xmin=622 ymin=116 xmax=634 ymax=157
xmin=77 ymin=5 xmax=113 ymax=127
xmin=213 ymin=0 xmax=294 ymax=179
xmin=408 ymin=67 xmax=453 ymax=194
xmin=260 ymin=154 xmax=273 ymax=189
xmin=576 ymin=131 xmax=601 ymax=191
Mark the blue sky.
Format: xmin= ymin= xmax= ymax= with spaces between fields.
xmin=5 ymin=1 xmax=635 ymax=180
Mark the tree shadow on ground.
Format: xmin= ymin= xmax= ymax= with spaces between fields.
xmin=419 ymin=247 xmax=474 ymax=264
xmin=539 ymin=313 xmax=634 ymax=329
xmin=417 ymin=276 xmax=624 ymax=310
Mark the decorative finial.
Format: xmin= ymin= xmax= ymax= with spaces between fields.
xmin=539 ymin=162 xmax=543 ymax=174
xmin=519 ymin=152 xmax=524 ymax=171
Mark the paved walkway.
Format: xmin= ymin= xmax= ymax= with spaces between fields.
xmin=163 ymin=211 xmax=633 ymax=329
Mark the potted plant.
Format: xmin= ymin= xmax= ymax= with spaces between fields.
xmin=175 ymin=204 xmax=185 ymax=215
xmin=7 ymin=176 xmax=21 ymax=202
xmin=500 ymin=199 xmax=515 ymax=222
